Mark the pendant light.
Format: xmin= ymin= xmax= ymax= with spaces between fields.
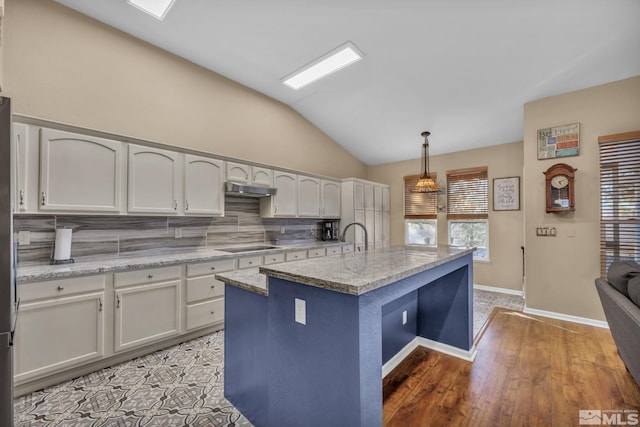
xmin=410 ymin=131 xmax=441 ymax=193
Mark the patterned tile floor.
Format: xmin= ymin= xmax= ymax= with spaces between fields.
xmin=14 ymin=288 xmax=523 ymax=426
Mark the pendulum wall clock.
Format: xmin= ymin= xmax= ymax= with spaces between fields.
xmin=543 ymin=163 xmax=577 ymax=213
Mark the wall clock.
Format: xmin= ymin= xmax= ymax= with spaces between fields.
xmin=543 ymin=163 xmax=577 ymax=213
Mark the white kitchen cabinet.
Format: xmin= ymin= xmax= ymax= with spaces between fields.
xmin=260 ymin=171 xmax=297 ymax=217
xmin=114 ymin=267 xmax=181 ymax=352
xmin=321 ymin=180 xmax=341 ymax=218
xmin=14 ymin=275 xmax=105 ymax=383
xmin=298 ymin=176 xmax=321 ymax=217
xmin=39 ymin=128 xmax=123 ymax=213
xmin=382 ymin=211 xmax=391 ymax=248
xmin=128 ymin=144 xmax=181 ymax=214
xmin=184 ymin=154 xmax=224 ymax=215
xmin=185 ymin=259 xmax=234 ymax=331
xmin=226 ymin=162 xmax=273 ymax=187
xmin=341 ymin=178 xmax=390 ymax=251
xmin=12 ymin=123 xmax=29 ymax=212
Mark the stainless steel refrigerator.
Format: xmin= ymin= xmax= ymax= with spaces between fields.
xmin=0 ymin=96 xmax=16 ymax=426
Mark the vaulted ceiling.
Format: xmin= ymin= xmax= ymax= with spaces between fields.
xmin=55 ymin=0 xmax=640 ymax=165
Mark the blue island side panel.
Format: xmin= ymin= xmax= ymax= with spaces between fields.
xmin=266 ymin=277 xmax=365 ymax=427
xmin=224 ymin=285 xmax=269 ymax=426
xmin=381 ymin=290 xmax=418 ymax=364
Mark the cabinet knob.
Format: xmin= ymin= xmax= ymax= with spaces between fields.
xmin=148 ymin=274 xmax=154 ymax=279
xmin=210 ymin=267 xmax=216 ymax=270
xmin=210 ymin=311 xmax=215 ymax=315
xmin=57 ymin=286 xmax=64 ymax=291
xmin=210 ymin=284 xmax=216 ymax=289
xmin=185 ymin=200 xmax=189 ymax=211
xmin=248 ymin=261 xmax=253 ymax=265
xmin=41 ymin=192 xmax=46 ymax=206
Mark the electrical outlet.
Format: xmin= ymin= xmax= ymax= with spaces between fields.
xmin=402 ymin=310 xmax=407 ymax=325
xmin=295 ymin=298 xmax=306 ymax=325
xmin=174 ymin=228 xmax=182 ymax=239
xmin=280 ymin=225 xmax=285 ymax=234
xmin=18 ymin=230 xmax=30 ymax=245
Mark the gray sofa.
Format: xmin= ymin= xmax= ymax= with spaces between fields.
xmin=595 ymin=260 xmax=640 ymax=386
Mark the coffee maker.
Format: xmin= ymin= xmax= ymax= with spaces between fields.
xmin=318 ymin=220 xmax=340 ymax=241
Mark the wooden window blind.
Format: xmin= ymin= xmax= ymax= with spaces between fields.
xmin=447 ymin=167 xmax=488 ymax=220
xmin=404 ymin=174 xmax=437 ymax=219
xmin=599 ymin=131 xmax=640 ymax=278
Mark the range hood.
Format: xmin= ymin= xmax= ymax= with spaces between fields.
xmin=225 ymin=181 xmax=277 ymax=198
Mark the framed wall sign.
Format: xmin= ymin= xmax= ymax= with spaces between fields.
xmin=493 ymin=176 xmax=520 ymax=211
xmin=537 ymin=123 xmax=580 ymax=160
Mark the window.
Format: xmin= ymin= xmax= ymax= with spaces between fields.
xmin=599 ymin=131 xmax=640 ymax=277
xmin=404 ymin=174 xmax=437 ymax=246
xmin=447 ymin=167 xmax=489 ymax=260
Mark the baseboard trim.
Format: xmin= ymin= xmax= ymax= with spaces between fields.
xmin=474 ymin=284 xmax=523 ymax=296
xmin=382 ymin=337 xmax=477 ymax=378
xmin=523 ymin=307 xmax=609 ymax=329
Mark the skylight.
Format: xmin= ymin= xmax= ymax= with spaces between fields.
xmin=127 ymin=0 xmax=176 ymax=20
xmin=282 ymin=42 xmax=364 ymax=90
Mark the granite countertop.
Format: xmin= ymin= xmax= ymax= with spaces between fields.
xmin=216 ymin=245 xmax=475 ymax=296
xmin=16 ymin=241 xmax=350 ymax=284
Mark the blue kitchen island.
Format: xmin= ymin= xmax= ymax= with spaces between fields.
xmin=216 ymin=245 xmax=476 ymax=427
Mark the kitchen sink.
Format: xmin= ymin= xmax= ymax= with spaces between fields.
xmin=218 ymin=245 xmax=278 ymax=253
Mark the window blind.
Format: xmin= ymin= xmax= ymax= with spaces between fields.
xmin=447 ymin=167 xmax=488 ymax=219
xmin=599 ymin=131 xmax=640 ymax=278
xmin=404 ymin=174 xmax=437 ymax=219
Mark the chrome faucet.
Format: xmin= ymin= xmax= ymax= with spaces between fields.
xmin=340 ymin=222 xmax=368 ymax=251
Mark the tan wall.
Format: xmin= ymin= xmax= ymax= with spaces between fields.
xmin=523 ymin=75 xmax=640 ymax=320
xmin=368 ymin=141 xmax=525 ymax=291
xmin=1 ymin=0 xmax=366 ymax=179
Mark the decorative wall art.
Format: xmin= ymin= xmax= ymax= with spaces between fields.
xmin=493 ymin=176 xmax=520 ymax=211
xmin=537 ymin=123 xmax=580 ymax=160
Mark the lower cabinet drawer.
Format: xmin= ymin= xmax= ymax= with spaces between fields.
xmin=263 ymin=253 xmax=285 ymax=265
xmin=286 ymin=251 xmax=307 ymax=261
xmin=343 ymin=245 xmax=355 ymax=254
xmin=186 ymin=275 xmax=225 ymax=303
xmin=326 ymin=246 xmax=342 ymax=256
xmin=238 ymin=256 xmax=262 ymax=269
xmin=114 ymin=266 xmax=180 ymax=288
xmin=186 ymin=298 xmax=224 ymax=331
xmin=307 ymin=248 xmax=326 ymax=258
xmin=19 ymin=275 xmax=105 ymax=302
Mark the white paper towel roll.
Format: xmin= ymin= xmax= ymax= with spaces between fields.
xmin=54 ymin=228 xmax=73 ymax=260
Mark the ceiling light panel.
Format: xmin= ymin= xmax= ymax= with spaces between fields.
xmin=127 ymin=0 xmax=176 ymax=20
xmin=282 ymin=42 xmax=364 ymax=90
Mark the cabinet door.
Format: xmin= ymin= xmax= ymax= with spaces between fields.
xmin=14 ymin=292 xmax=104 ymax=382
xmin=382 ymin=187 xmax=390 ymax=212
xmin=374 ymin=210 xmax=383 ymax=244
xmin=321 ymin=180 xmax=341 ymax=218
xmin=226 ymin=161 xmax=250 ymax=183
xmin=269 ymin=171 xmax=297 ymax=217
xmin=39 ymin=128 xmax=123 ymax=212
xmin=374 ymin=185 xmax=383 ymax=211
xmin=364 ymin=184 xmax=374 ymax=210
xmin=184 ymin=154 xmax=224 ymax=215
xmin=354 ymin=182 xmax=365 ymax=210
xmin=114 ymin=280 xmax=180 ymax=352
xmin=12 ymin=123 xmax=29 ymax=212
xmin=382 ymin=211 xmax=390 ymax=248
xmin=365 ymin=209 xmax=375 ymax=246
xmin=251 ymin=166 xmax=273 ymax=186
xmin=128 ymin=144 xmax=180 ymax=214
xmin=298 ymin=176 xmax=321 ymax=217
xmin=354 ymin=209 xmax=365 ymax=245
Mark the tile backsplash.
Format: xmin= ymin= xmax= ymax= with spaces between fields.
xmin=14 ymin=197 xmax=326 ymax=265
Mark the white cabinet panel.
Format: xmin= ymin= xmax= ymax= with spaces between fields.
xmin=374 ymin=185 xmax=383 ymax=211
xmin=226 ymin=162 xmax=250 ymax=183
xmin=128 ymin=144 xmax=180 ymax=214
xmin=374 ymin=210 xmax=383 ymax=244
xmin=354 ymin=182 xmax=365 ymax=210
xmin=382 ymin=211 xmax=391 ymax=248
xmin=251 ymin=166 xmax=273 ymax=186
xmin=12 ymin=123 xmax=29 ymax=212
xmin=321 ymin=180 xmax=341 ymax=218
xmin=39 ymin=128 xmax=123 ymax=212
xmin=365 ymin=210 xmax=375 ymax=246
xmin=186 ymin=298 xmax=224 ymax=331
xmin=261 ymin=171 xmax=297 ymax=217
xmin=382 ymin=187 xmax=390 ymax=212
xmin=364 ymin=184 xmax=374 ymax=210
xmin=114 ymin=280 xmax=181 ymax=352
xmin=184 ymin=154 xmax=224 ymax=215
xmin=298 ymin=176 xmax=321 ymax=217
xmin=14 ymin=291 xmax=104 ymax=382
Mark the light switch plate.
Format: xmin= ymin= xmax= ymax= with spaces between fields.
xmin=295 ymin=298 xmax=306 ymax=325
xmin=402 ymin=310 xmax=407 ymax=325
xmin=174 ymin=228 xmax=182 ymax=239
xmin=18 ymin=230 xmax=30 ymax=245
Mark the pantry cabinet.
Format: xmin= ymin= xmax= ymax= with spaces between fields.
xmin=39 ymin=128 xmax=123 ymax=213
xmin=184 ymin=154 xmax=224 ymax=215
xmin=128 ymin=144 xmax=181 ymax=214
xmin=113 ymin=267 xmax=181 ymax=352
xmin=341 ymin=178 xmax=390 ymax=252
xmin=13 ymin=275 xmax=105 ymax=383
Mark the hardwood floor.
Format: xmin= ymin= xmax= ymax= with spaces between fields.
xmin=383 ymin=308 xmax=640 ymax=426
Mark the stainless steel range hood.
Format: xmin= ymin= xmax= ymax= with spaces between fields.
xmin=225 ymin=182 xmax=277 ymax=198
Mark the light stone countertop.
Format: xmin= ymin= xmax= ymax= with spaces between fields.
xmin=216 ymin=245 xmax=475 ymax=296
xmin=16 ymin=242 xmax=350 ymax=284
